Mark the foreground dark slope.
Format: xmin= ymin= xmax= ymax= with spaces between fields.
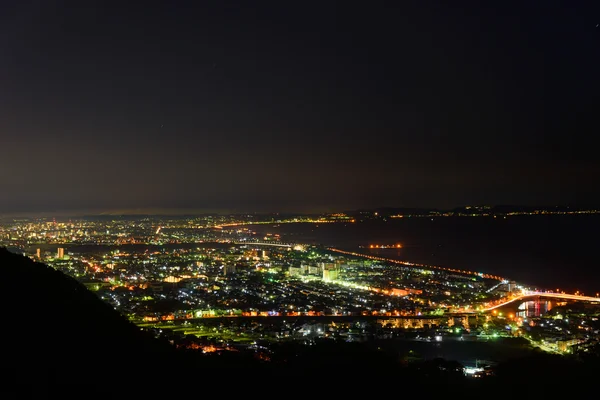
xmin=0 ymin=248 xmax=176 ymax=380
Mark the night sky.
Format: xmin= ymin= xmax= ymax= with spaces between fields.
xmin=1 ymin=0 xmax=599 ymax=215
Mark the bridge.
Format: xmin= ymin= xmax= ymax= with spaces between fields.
xmin=482 ymin=291 xmax=600 ymax=312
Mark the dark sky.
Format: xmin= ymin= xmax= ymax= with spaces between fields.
xmin=1 ymin=0 xmax=599 ymax=215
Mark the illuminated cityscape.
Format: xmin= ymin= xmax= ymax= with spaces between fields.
xmin=2 ymin=1 xmax=599 ymax=390
xmin=2 ymin=213 xmax=598 ymax=376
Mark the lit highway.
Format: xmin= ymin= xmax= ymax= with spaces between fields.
xmin=233 ymin=241 xmax=292 ymax=248
xmin=482 ymin=291 xmax=600 ymax=311
xmin=327 ymin=248 xmax=505 ymax=281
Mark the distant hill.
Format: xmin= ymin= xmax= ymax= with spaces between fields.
xmin=347 ymin=205 xmax=599 ymax=217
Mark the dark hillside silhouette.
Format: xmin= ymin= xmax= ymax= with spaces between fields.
xmin=0 ymin=248 xmax=174 ymax=382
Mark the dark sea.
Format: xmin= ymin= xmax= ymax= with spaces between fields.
xmin=248 ymin=214 xmax=600 ymax=295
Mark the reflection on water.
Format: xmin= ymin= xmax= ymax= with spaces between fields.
xmin=517 ymin=300 xmax=552 ymax=318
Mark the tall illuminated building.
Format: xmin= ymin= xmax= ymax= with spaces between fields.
xmin=36 ymin=248 xmax=41 ymax=259
xmin=57 ymin=248 xmax=65 ymax=259
xmin=323 ymin=264 xmax=340 ymax=281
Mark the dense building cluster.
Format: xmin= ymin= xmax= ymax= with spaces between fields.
xmin=1 ymin=215 xmax=598 ymax=363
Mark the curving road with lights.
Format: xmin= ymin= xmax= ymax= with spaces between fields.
xmin=482 ymin=291 xmax=600 ymax=311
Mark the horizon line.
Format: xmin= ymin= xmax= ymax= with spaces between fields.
xmin=1 ymin=204 xmax=597 ymax=219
